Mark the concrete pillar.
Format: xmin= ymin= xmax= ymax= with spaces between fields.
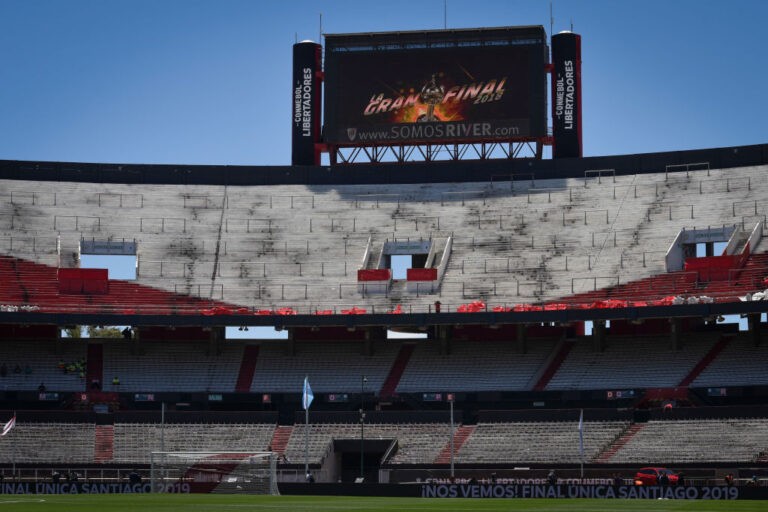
xmin=208 ymin=326 xmax=223 ymax=355
xmin=131 ymin=327 xmax=142 ymax=355
xmin=288 ymin=328 xmax=296 ymax=356
xmin=670 ymin=318 xmax=681 ymax=350
xmin=592 ymin=320 xmax=606 ymax=352
xmin=437 ymin=325 xmax=452 ymax=355
xmin=516 ymin=324 xmax=528 ymax=354
xmin=748 ymin=314 xmax=762 ymax=347
xmin=364 ymin=328 xmax=373 ymax=356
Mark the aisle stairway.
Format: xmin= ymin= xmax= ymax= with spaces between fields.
xmin=235 ymin=345 xmax=260 ymax=392
xmin=86 ymin=343 xmax=103 ymax=392
xmin=379 ymin=344 xmax=414 ymax=398
xmin=270 ymin=425 xmax=293 ymax=458
xmin=94 ymin=425 xmax=114 ymax=463
xmin=435 ymin=425 xmax=474 ymax=464
xmin=594 ymin=423 xmax=645 ymax=463
xmin=533 ymin=340 xmax=574 ymax=391
xmin=679 ymin=335 xmax=733 ymax=387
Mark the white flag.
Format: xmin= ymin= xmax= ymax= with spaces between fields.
xmin=302 ymin=377 xmax=314 ymax=410
xmin=1 ymin=414 xmax=15 ymax=436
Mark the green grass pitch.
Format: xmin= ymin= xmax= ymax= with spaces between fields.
xmin=0 ymin=495 xmax=766 ymax=512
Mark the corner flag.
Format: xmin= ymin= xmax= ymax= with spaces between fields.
xmin=2 ymin=414 xmax=15 ymax=436
xmin=302 ymin=377 xmax=314 ymax=410
xmin=578 ymin=409 xmax=584 ymax=459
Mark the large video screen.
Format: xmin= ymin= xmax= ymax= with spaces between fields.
xmin=324 ymin=29 xmax=547 ymax=145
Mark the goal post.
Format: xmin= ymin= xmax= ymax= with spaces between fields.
xmin=150 ymin=451 xmax=279 ymax=494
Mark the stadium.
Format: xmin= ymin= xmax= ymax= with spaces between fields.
xmin=1 ymin=4 xmax=768 ymax=509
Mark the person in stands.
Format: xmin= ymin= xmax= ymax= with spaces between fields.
xmin=547 ymin=470 xmax=557 ymax=486
xmin=129 ymin=469 xmax=142 ymax=485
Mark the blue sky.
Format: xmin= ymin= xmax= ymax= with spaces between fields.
xmin=1 ymin=0 xmax=766 ymax=166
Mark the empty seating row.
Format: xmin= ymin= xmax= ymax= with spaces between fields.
xmin=610 ymin=418 xmax=768 ymax=463
xmin=2 ymin=418 xmax=767 ymax=465
xmin=102 ymin=342 xmax=243 ymax=392
xmin=546 ymin=335 xmax=718 ymax=390
xmin=397 ymin=338 xmax=557 ymax=392
xmin=456 ymin=421 xmax=629 ymax=464
xmin=692 ymin=334 xmax=768 ymax=386
xmin=0 ymin=332 xmax=763 ymax=394
xmin=3 ymin=162 xmax=767 ymax=313
xmin=112 ymin=423 xmax=275 ymax=464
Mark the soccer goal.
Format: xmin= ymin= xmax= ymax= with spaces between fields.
xmin=150 ymin=451 xmax=279 ymax=494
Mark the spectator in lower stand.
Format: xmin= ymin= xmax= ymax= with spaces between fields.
xmin=122 ymin=327 xmax=132 ymax=340
xmin=658 ymin=471 xmax=669 ymax=486
xmin=38 ymin=382 xmax=46 ymax=393
xmin=678 ymin=472 xmax=685 ymax=486
xmin=613 ymin=473 xmax=623 ymax=487
xmin=90 ymin=379 xmax=101 ymax=390
xmin=434 ymin=301 xmax=441 ymax=313
xmin=13 ymin=364 xmax=21 ymax=374
xmin=547 ymin=470 xmax=557 ymax=486
xmin=306 ymin=472 xmax=315 ymax=483
xmin=52 ymin=470 xmax=61 ymax=484
xmin=725 ymin=473 xmax=735 ymax=486
xmin=129 ymin=469 xmax=142 ymax=485
xmin=112 ymin=376 xmax=120 ymax=387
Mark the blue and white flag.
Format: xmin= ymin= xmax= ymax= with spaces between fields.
xmin=578 ymin=409 xmax=584 ymax=459
xmin=302 ymin=376 xmax=314 ymax=410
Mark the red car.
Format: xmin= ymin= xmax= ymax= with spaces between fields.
xmin=634 ymin=467 xmax=679 ymax=486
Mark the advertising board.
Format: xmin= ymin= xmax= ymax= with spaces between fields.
xmin=324 ymin=27 xmax=548 ymax=145
xmin=292 ymin=41 xmax=322 ymax=165
xmin=551 ymin=31 xmax=582 ymax=158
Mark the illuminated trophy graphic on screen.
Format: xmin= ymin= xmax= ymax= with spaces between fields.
xmin=418 ymin=74 xmax=445 ymax=122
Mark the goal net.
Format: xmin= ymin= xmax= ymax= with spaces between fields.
xmin=150 ymin=451 xmax=279 ymax=494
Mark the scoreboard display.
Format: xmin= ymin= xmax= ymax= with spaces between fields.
xmin=323 ymin=26 xmax=549 ymax=146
